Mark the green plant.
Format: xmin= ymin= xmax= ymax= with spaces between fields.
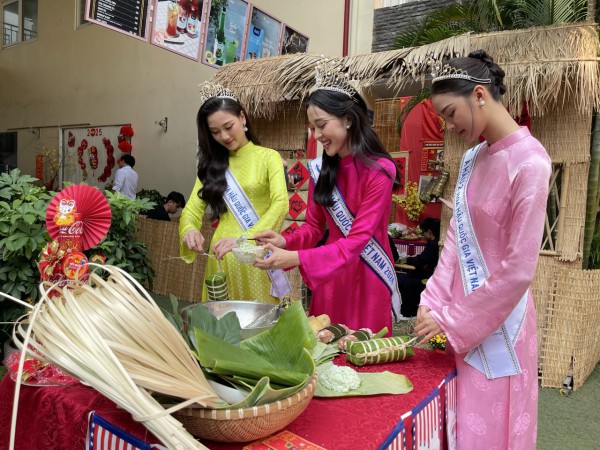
xmin=93 ymin=191 xmax=156 ymax=287
xmin=136 ymin=189 xmax=163 ymax=210
xmin=0 ymin=169 xmax=54 ymax=340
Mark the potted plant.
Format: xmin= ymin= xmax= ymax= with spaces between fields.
xmin=0 ymin=169 xmax=54 ymax=354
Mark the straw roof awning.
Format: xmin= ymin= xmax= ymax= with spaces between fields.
xmin=212 ymin=23 xmax=600 ymax=119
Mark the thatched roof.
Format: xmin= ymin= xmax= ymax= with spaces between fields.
xmin=212 ymin=23 xmax=600 ymax=119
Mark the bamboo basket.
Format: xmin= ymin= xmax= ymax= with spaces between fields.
xmin=173 ymin=374 xmax=317 ymax=442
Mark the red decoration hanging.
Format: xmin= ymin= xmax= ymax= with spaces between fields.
xmin=118 ymin=141 xmax=132 ymax=153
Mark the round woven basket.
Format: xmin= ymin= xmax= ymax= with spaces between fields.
xmin=174 ymin=374 xmax=317 ymax=443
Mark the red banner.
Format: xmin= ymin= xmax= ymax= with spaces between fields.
xmin=35 ymin=154 xmax=44 ymax=180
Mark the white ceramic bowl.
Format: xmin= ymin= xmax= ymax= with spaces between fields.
xmin=232 ymin=245 xmax=265 ymax=264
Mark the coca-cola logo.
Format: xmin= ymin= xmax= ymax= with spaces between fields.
xmin=59 ymin=221 xmax=84 ymax=235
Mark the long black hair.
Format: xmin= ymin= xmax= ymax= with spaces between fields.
xmin=431 ymin=49 xmax=507 ymax=100
xmin=196 ymin=97 xmax=260 ymax=220
xmin=306 ymin=89 xmax=401 ymax=206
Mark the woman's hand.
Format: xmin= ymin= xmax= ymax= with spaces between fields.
xmin=252 ymin=230 xmax=286 ymax=249
xmin=253 ymin=244 xmax=299 ymax=270
xmin=414 ymin=307 xmax=442 ymax=346
xmin=212 ymin=237 xmax=237 ymax=260
xmin=183 ymin=229 xmax=205 ymax=254
xmin=416 ymin=305 xmax=431 ymax=325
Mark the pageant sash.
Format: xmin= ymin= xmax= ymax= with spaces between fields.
xmin=454 ymin=145 xmax=527 ymax=379
xmin=224 ymin=169 xmax=291 ymax=299
xmin=307 ymin=158 xmax=401 ymax=316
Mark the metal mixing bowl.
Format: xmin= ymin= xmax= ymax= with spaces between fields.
xmin=180 ymin=300 xmax=281 ymax=339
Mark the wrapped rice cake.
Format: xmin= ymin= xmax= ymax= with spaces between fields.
xmin=346 ymin=336 xmax=414 ymax=366
xmin=316 ymin=324 xmax=350 ymax=343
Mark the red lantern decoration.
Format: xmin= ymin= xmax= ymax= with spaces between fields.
xmin=120 ymin=125 xmax=134 ymax=137
xmin=118 ymin=141 xmax=132 ymax=153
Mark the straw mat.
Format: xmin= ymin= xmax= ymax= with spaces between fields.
xmin=136 ymin=215 xmax=215 ymax=302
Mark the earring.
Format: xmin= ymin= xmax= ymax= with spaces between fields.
xmin=346 ymin=124 xmax=351 ymax=129
xmin=479 ymin=100 xmax=486 ymax=106
xmin=243 ymin=125 xmax=248 ymax=131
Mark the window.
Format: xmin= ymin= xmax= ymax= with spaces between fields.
xmin=0 ymin=131 xmax=17 ymax=173
xmin=77 ymin=0 xmax=89 ymax=27
xmin=2 ymin=0 xmax=37 ymax=46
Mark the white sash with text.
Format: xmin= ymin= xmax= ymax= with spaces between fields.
xmin=454 ymin=145 xmax=527 ymax=379
xmin=307 ymin=158 xmax=401 ymax=316
xmin=224 ymin=169 xmax=291 ymax=299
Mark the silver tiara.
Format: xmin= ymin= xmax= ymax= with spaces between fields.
xmin=432 ymin=64 xmax=492 ymax=84
xmin=314 ymin=59 xmax=357 ymax=99
xmin=198 ymin=81 xmax=237 ymax=107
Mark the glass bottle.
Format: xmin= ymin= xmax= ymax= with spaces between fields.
xmin=186 ymin=4 xmax=199 ymax=38
xmin=214 ymin=6 xmax=226 ymax=65
xmin=176 ymin=0 xmax=189 ymax=35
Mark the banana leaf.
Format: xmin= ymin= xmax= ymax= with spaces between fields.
xmin=192 ymin=301 xmax=316 ymax=408
xmin=187 ymin=303 xmax=242 ymax=346
xmin=310 ymin=342 xmax=340 ymax=365
xmin=195 ymin=329 xmax=307 ymax=386
xmin=241 ymin=300 xmax=317 ymax=372
xmin=314 ymin=362 xmax=413 ymax=398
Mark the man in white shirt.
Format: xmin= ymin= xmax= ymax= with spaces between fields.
xmin=112 ymin=154 xmax=138 ymax=200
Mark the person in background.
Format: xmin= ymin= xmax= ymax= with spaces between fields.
xmin=396 ymin=217 xmax=440 ymax=318
xmin=252 ymin=61 xmax=401 ymax=335
xmin=112 ymin=154 xmax=138 ymax=200
xmin=145 ymin=191 xmax=186 ymax=221
xmin=179 ymin=82 xmax=289 ymax=303
xmin=414 ymin=50 xmax=551 ymax=449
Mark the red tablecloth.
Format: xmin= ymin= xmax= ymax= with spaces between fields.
xmin=0 ymin=349 xmax=455 ymax=450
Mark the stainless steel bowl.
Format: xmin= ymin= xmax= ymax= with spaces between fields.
xmin=180 ymin=300 xmax=281 ymax=339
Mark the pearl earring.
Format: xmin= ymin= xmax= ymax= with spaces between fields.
xmin=346 ymin=124 xmax=351 ymax=129
xmin=479 ymin=100 xmax=486 ymax=106
xmin=243 ymin=125 xmax=248 ymax=131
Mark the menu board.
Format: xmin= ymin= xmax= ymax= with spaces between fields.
xmin=246 ymin=6 xmax=281 ymax=60
xmin=87 ymin=0 xmax=150 ymax=40
xmin=151 ymin=0 xmax=206 ymax=60
xmin=281 ymin=25 xmax=309 ymax=55
xmin=202 ymin=0 xmax=248 ymax=67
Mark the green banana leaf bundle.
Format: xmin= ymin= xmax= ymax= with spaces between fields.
xmin=346 ymin=335 xmax=414 ymax=367
xmin=192 ymin=301 xmax=317 ymax=408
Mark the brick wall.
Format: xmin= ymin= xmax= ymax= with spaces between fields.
xmin=372 ymin=0 xmax=456 ymax=52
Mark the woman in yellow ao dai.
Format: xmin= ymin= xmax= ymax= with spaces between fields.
xmin=179 ymin=84 xmax=288 ymax=303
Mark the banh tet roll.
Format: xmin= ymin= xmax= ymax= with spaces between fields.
xmin=346 ymin=336 xmax=414 ymax=366
xmin=337 ymin=328 xmax=373 ymax=352
xmin=317 ymin=323 xmax=350 ymax=343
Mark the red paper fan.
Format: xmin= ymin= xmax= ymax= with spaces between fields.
xmin=46 ymin=185 xmax=112 ymax=250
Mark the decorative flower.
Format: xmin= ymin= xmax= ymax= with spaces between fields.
xmin=393 ymin=181 xmax=424 ymax=222
xmin=429 ymin=333 xmax=446 ymax=350
xmin=38 ymin=241 xmax=65 ymax=279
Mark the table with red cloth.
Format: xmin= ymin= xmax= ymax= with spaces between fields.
xmin=0 ymin=349 xmax=456 ymax=450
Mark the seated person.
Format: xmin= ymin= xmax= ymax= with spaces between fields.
xmin=145 ymin=191 xmax=186 ymax=221
xmin=397 ymin=217 xmax=440 ymax=318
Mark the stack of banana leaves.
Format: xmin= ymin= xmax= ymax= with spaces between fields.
xmin=163 ymin=299 xmax=316 ymax=408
